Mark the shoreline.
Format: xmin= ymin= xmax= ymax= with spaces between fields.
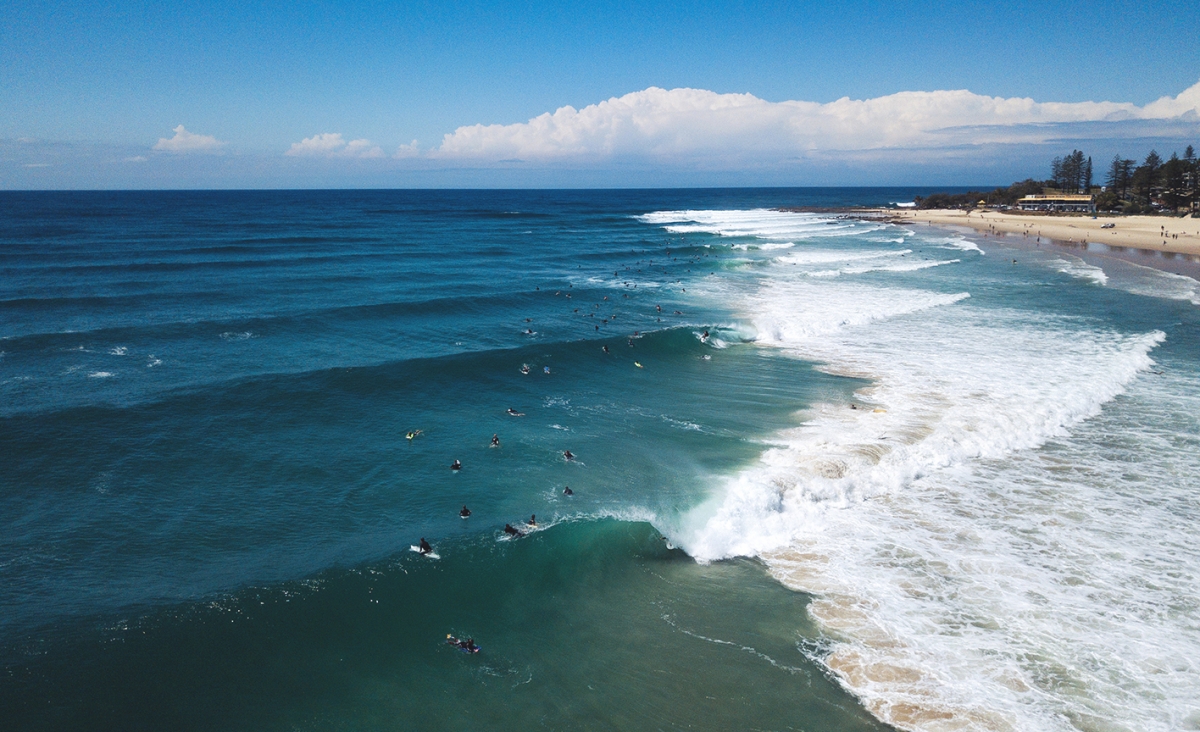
xmin=861 ymin=208 xmax=1200 ymax=280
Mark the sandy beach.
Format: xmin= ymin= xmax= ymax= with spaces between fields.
xmin=888 ymin=209 xmax=1200 ymax=257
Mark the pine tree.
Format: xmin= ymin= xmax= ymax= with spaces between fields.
xmin=1105 ymin=155 xmax=1135 ymax=201
xmin=1134 ymin=150 xmax=1163 ymax=207
xmin=1186 ymin=145 xmax=1198 ymax=210
xmin=1162 ymin=153 xmax=1187 ymax=211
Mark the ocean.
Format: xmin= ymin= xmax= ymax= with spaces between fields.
xmin=1 ymin=189 xmax=1197 ymax=732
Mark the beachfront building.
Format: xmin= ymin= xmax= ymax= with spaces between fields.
xmin=1017 ymin=194 xmax=1096 ymax=212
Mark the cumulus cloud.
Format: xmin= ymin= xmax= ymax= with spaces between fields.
xmin=153 ymin=125 xmax=225 ymax=153
xmin=394 ymin=139 xmax=421 ymax=159
xmin=286 ymin=133 xmax=385 ymax=159
xmin=432 ymin=81 xmax=1200 ymax=164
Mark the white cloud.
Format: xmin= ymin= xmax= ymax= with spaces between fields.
xmin=286 ymin=133 xmax=384 ymax=159
xmin=153 ymin=125 xmax=226 ymax=153
xmin=394 ymin=139 xmax=421 ymax=159
xmin=432 ymin=81 xmax=1200 ymax=164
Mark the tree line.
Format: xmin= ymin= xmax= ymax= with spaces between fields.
xmin=1100 ymin=147 xmax=1197 ymax=212
xmin=913 ymin=145 xmax=1199 ymax=213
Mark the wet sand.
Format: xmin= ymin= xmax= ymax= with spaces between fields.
xmin=888 ymin=209 xmax=1200 ymax=256
xmin=881 ymin=209 xmax=1200 ymax=280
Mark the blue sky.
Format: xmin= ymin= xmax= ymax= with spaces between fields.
xmin=2 ymin=0 xmax=1198 ymax=188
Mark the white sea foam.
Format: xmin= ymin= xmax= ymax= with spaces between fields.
xmin=1107 ymin=260 xmax=1200 ymax=306
xmin=640 ymin=209 xmax=882 ymax=242
xmin=643 ymin=209 xmax=1195 ymax=732
xmin=940 ymin=237 xmax=984 ymax=254
xmin=87 ymin=371 xmax=114 ymax=379
xmin=1048 ymin=256 xmax=1108 ymax=286
xmin=807 ymin=258 xmax=959 ymax=278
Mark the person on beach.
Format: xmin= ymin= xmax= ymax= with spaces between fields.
xmin=419 ymin=538 xmax=433 ymax=554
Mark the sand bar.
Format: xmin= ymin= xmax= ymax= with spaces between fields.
xmin=887 ymin=209 xmax=1200 ymax=257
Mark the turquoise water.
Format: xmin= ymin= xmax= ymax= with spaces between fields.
xmin=2 ymin=190 xmax=1199 ymax=731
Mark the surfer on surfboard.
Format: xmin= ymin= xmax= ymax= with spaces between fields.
xmin=460 ymin=506 xmax=471 ymax=518
xmin=446 ymin=635 xmax=480 ymax=653
xmin=418 ymin=538 xmax=433 ymax=555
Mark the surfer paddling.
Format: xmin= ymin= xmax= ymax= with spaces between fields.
xmin=446 ymin=635 xmax=480 ymax=653
xmin=507 ymin=408 xmax=524 ymax=416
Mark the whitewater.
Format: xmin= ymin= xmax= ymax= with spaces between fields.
xmin=641 ymin=209 xmax=1200 ymax=732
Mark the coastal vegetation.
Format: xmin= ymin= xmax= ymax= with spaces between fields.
xmin=914 ymin=145 xmax=1199 ymax=214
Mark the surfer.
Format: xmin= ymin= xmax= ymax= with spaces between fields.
xmin=504 ymin=523 xmax=523 ymax=537
xmin=520 ymin=364 xmax=530 ymax=374
xmin=563 ymin=450 xmax=575 ymax=461
xmin=507 ymin=408 xmax=524 ymax=416
xmin=701 ymin=329 xmax=709 ymax=343
xmin=406 ymin=430 xmax=422 ymax=441
xmin=491 ymin=434 xmax=500 ymax=447
xmin=528 ymin=514 xmax=537 ymax=527
xmin=563 ymin=486 xmax=573 ymax=496
xmin=602 ymin=344 xmax=609 ymax=354
xmin=544 ymin=366 xmax=551 ymax=374
xmin=460 ymin=505 xmax=471 ymax=518
xmin=446 ymin=635 xmax=480 ymax=653
xmin=451 ymin=459 xmax=462 ymax=471
xmin=418 ymin=538 xmax=432 ymax=555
